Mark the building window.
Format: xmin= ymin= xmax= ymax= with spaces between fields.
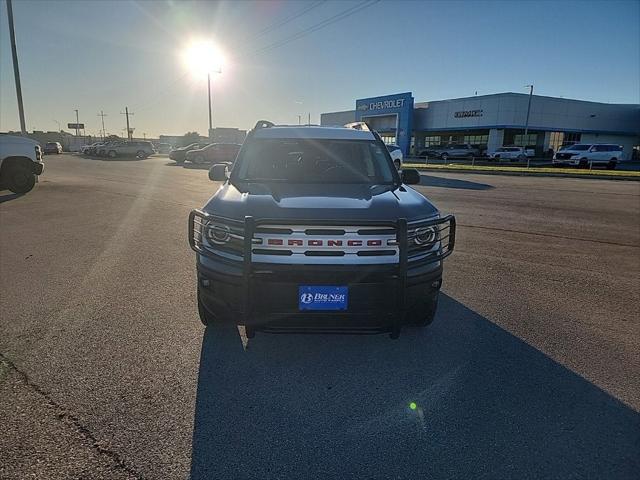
xmin=563 ymin=132 xmax=581 ymax=146
xmin=513 ymin=133 xmax=537 ymax=147
xmin=423 ymin=136 xmax=441 ymax=146
xmin=463 ymin=134 xmax=489 ymax=145
xmin=548 ymin=132 xmax=564 ymax=152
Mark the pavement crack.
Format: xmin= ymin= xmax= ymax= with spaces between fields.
xmin=0 ymin=353 xmax=146 ymax=480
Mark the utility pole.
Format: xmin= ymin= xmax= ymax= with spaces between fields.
xmin=74 ymin=109 xmax=79 ymax=136
xmin=97 ymin=111 xmax=107 ymax=140
xmin=307 ymin=112 xmax=311 ymax=126
xmin=143 ymin=133 xmax=146 ymax=140
xmin=297 ymin=115 xmax=301 ymax=125
xmin=207 ymin=73 xmax=213 ymax=138
xmin=6 ymin=0 xmax=26 ymax=134
xmin=523 ymin=84 xmax=534 ymax=167
xmin=120 ymin=107 xmax=134 ymax=141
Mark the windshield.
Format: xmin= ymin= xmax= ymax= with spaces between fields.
xmin=234 ymin=138 xmax=396 ymax=184
xmin=568 ymin=144 xmax=591 ymax=151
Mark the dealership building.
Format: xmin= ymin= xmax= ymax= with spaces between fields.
xmin=320 ymin=92 xmax=640 ymax=159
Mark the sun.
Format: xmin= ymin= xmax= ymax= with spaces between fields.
xmin=182 ymin=40 xmax=225 ymax=77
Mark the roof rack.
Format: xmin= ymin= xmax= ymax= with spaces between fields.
xmin=254 ymin=120 xmax=275 ymax=130
xmin=343 ymin=122 xmax=371 ymax=131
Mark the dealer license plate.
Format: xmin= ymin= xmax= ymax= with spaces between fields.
xmin=298 ymin=286 xmax=348 ymax=311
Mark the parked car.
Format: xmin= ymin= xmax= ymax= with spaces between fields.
xmin=386 ymin=144 xmax=403 ymax=169
xmin=0 ymin=135 xmax=44 ymax=194
xmin=153 ymin=143 xmax=172 ymax=154
xmin=553 ymin=143 xmax=623 ymax=169
xmin=99 ymin=141 xmax=156 ymax=159
xmin=418 ymin=144 xmax=480 ymax=160
xmin=185 ymin=143 xmax=242 ymax=164
xmin=43 ymin=142 xmax=62 ymax=154
xmin=169 ymin=142 xmax=210 ymax=164
xmin=81 ymin=142 xmax=102 ymax=155
xmin=488 ymin=146 xmax=535 ymax=162
xmin=188 ymin=121 xmax=456 ymax=338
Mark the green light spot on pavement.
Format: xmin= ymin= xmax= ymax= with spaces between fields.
xmin=409 ymin=402 xmax=417 ymax=410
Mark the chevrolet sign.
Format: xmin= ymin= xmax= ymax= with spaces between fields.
xmin=364 ymin=98 xmax=405 ymax=111
xmin=454 ymin=110 xmax=483 ymax=118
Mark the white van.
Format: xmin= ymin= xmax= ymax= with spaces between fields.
xmin=553 ymin=144 xmax=623 ymax=169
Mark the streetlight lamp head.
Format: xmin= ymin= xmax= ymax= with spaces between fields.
xmin=183 ymin=40 xmax=224 ymax=77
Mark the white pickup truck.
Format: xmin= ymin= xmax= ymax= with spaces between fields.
xmin=0 ymin=135 xmax=44 ymax=194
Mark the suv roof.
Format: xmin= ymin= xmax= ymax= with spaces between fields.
xmin=253 ymin=125 xmax=376 ymax=141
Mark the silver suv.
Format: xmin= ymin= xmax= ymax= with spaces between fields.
xmin=98 ymin=141 xmax=155 ymax=159
xmin=419 ymin=144 xmax=481 ymax=160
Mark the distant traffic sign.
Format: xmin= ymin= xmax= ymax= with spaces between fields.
xmin=68 ymin=123 xmax=85 ymax=129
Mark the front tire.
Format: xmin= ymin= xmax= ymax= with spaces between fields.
xmin=136 ymin=150 xmax=148 ymax=159
xmin=197 ymin=288 xmax=216 ymax=326
xmin=107 ymin=150 xmax=117 ymax=159
xmin=4 ymin=164 xmax=36 ymax=194
xmin=405 ymin=287 xmax=440 ymax=327
xmin=441 ymin=153 xmax=449 ymax=161
xmin=607 ymin=160 xmax=617 ymax=170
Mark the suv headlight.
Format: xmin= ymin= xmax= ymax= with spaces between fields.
xmin=205 ymin=223 xmax=232 ymax=244
xmin=189 ymin=210 xmax=245 ymax=260
xmin=414 ymin=226 xmax=439 ymax=246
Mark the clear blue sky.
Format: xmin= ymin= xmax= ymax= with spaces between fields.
xmin=1 ymin=0 xmax=638 ymax=137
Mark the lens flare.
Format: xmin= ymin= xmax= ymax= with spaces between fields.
xmin=183 ymin=40 xmax=225 ymax=77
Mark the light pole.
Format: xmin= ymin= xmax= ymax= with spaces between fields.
xmin=74 ymin=109 xmax=79 ymax=137
xmin=523 ymin=84 xmax=534 ymax=167
xmin=207 ymin=68 xmax=221 ymax=139
xmin=53 ymin=119 xmax=61 ymax=131
xmin=6 ymin=0 xmax=26 ymax=134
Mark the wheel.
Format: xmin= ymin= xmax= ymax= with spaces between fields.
xmin=579 ymin=158 xmax=588 ymax=169
xmin=107 ymin=150 xmax=117 ymax=159
xmin=394 ymin=159 xmax=401 ymax=170
xmin=195 ymin=154 xmax=206 ymax=164
xmin=466 ymin=152 xmax=474 ymax=159
xmin=175 ymin=158 xmax=184 ymax=165
xmin=197 ymin=288 xmax=216 ymax=326
xmin=441 ymin=153 xmax=449 ymax=161
xmin=607 ymin=160 xmax=617 ymax=170
xmin=493 ymin=154 xmax=500 ymax=161
xmin=517 ymin=154 xmax=526 ymax=161
xmin=4 ymin=164 xmax=36 ymax=194
xmin=405 ymin=287 xmax=440 ymax=327
xmin=136 ymin=150 xmax=147 ymax=159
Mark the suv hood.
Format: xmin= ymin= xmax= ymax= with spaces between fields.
xmin=202 ymin=182 xmax=439 ymax=222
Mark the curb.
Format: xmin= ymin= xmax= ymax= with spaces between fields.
xmin=406 ymin=165 xmax=640 ymax=181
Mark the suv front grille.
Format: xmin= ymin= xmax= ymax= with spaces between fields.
xmin=251 ymin=225 xmax=399 ymax=265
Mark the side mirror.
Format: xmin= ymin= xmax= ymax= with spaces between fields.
xmin=209 ymin=163 xmax=228 ymax=181
xmin=401 ymin=168 xmax=421 ymax=185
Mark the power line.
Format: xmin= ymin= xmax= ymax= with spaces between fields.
xmin=242 ymin=0 xmax=379 ymax=59
xmin=244 ymin=1 xmax=325 ymax=43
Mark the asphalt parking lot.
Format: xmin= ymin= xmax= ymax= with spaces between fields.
xmin=1 ymin=154 xmax=639 ymax=479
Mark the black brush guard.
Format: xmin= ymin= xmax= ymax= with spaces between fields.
xmin=189 ymin=210 xmax=456 ymax=335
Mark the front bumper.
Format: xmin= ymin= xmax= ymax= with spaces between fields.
xmin=197 ymin=257 xmax=443 ymax=330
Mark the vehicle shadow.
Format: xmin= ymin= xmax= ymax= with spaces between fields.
xmin=0 ymin=192 xmax=23 ymax=204
xmin=190 ymin=294 xmax=639 ymax=479
xmin=419 ymin=175 xmax=493 ymax=190
xmin=164 ymin=162 xmax=211 ymax=170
